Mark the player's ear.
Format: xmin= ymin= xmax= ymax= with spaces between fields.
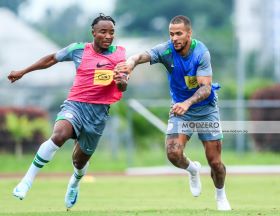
xmin=187 ymin=29 xmax=192 ymax=39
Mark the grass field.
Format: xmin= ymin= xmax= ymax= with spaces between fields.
xmin=0 ymin=175 xmax=279 ymax=216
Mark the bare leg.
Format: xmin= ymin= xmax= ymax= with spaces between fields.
xmin=202 ymin=140 xmax=225 ymax=188
xmin=51 ymin=120 xmax=75 ymax=147
xmin=166 ymin=133 xmax=189 ymax=169
xmin=166 ymin=133 xmax=201 ymax=197
xmin=72 ymin=140 xmax=91 ymax=169
xmin=203 ymin=139 xmax=231 ymax=210
xmin=13 ymin=120 xmax=74 ymax=200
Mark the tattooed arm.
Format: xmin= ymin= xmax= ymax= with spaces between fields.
xmin=187 ymin=76 xmax=212 ymax=105
xmin=172 ymin=76 xmax=212 ymax=115
xmin=114 ymin=52 xmax=151 ymax=75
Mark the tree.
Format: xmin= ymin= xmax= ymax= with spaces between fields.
xmin=5 ymin=113 xmax=51 ymax=157
xmin=0 ymin=0 xmax=27 ymax=14
xmin=34 ymin=4 xmax=92 ymax=47
xmin=5 ymin=113 xmax=34 ymax=157
xmin=113 ymin=0 xmax=235 ymax=81
xmin=114 ymin=0 xmax=233 ymax=36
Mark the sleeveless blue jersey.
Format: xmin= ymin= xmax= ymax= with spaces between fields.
xmin=168 ymin=40 xmax=220 ymax=107
xmin=147 ymin=39 xmax=220 ymax=107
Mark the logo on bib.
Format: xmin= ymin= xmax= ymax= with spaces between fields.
xmin=184 ymin=76 xmax=198 ymax=89
xmin=96 ymin=62 xmax=112 ymax=68
xmin=93 ymin=70 xmax=113 ymax=85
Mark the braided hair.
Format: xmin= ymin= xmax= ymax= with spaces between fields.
xmin=91 ymin=13 xmax=115 ymax=28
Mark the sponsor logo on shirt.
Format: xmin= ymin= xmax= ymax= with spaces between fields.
xmin=96 ymin=61 xmax=112 ymax=68
xmin=184 ymin=76 xmax=198 ymax=89
xmin=93 ymin=70 xmax=113 ymax=85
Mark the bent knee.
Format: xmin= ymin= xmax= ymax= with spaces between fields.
xmin=166 ymin=136 xmax=186 ymax=164
xmin=51 ymin=131 xmax=70 ymax=146
xmin=209 ymin=160 xmax=223 ymax=171
xmin=73 ymin=159 xmax=88 ymax=170
xmin=166 ymin=146 xmax=184 ymax=164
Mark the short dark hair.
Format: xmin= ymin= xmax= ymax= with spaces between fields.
xmin=170 ymin=15 xmax=191 ymax=28
xmin=91 ymin=13 xmax=115 ymax=28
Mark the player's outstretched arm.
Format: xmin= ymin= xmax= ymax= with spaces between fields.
xmin=8 ymin=53 xmax=58 ymax=83
xmin=113 ymin=52 xmax=151 ymax=92
xmin=126 ymin=52 xmax=151 ymax=73
xmin=115 ymin=52 xmax=151 ymax=75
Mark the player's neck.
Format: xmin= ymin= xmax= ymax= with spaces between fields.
xmin=91 ymin=43 xmax=107 ymax=54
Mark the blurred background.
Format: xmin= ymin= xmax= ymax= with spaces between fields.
xmin=0 ymin=0 xmax=280 ymax=173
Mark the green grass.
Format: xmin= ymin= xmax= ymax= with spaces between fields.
xmin=0 ymin=147 xmax=280 ymax=174
xmin=0 ymin=175 xmax=279 ymax=215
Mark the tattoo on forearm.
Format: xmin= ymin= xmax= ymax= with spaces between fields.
xmin=189 ymin=84 xmax=211 ymax=105
xmin=139 ymin=53 xmax=151 ymax=63
xmin=127 ymin=52 xmax=150 ymax=70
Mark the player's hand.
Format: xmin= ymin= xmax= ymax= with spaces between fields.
xmin=114 ymin=62 xmax=132 ymax=74
xmin=8 ymin=70 xmax=25 ymax=83
xmin=113 ymin=71 xmax=129 ymax=92
xmin=171 ymin=101 xmax=192 ymax=115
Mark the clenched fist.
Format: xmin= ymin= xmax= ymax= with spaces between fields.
xmin=113 ymin=72 xmax=129 ymax=92
xmin=8 ymin=70 xmax=25 ymax=83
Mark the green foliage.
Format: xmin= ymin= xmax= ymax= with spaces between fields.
xmin=110 ymin=100 xmax=129 ymax=116
xmin=218 ymin=78 xmax=237 ymax=100
xmin=131 ymin=105 xmax=170 ymax=150
xmin=107 ymin=101 xmax=166 ymax=151
xmin=5 ymin=113 xmax=51 ymax=141
xmin=5 ymin=113 xmax=33 ymax=143
xmin=30 ymin=117 xmax=52 ymax=138
xmin=114 ymin=0 xmax=235 ymax=81
xmin=244 ymin=78 xmax=274 ymax=99
xmin=33 ymin=4 xmax=92 ymax=47
xmin=5 ymin=113 xmax=51 ymax=156
xmin=110 ymin=101 xmax=131 ymax=133
xmin=218 ymin=77 xmax=274 ymax=100
xmin=131 ymin=112 xmax=164 ymax=150
xmin=114 ymin=0 xmax=233 ymax=35
xmin=202 ymin=26 xmax=235 ymax=74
